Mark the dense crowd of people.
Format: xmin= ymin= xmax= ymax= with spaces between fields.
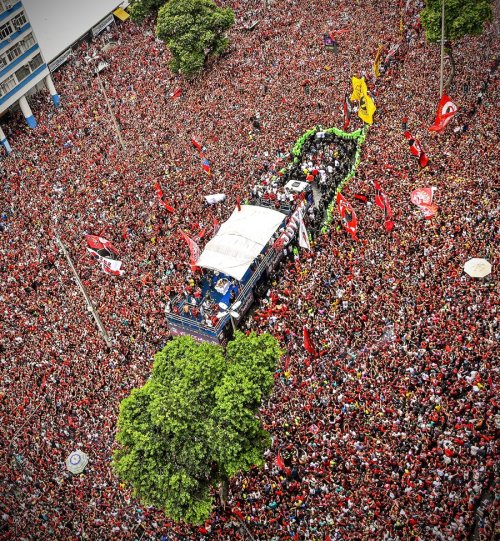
xmin=0 ymin=0 xmax=498 ymax=540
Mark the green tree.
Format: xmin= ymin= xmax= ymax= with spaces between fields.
xmin=420 ymin=0 xmax=493 ymax=89
xmin=113 ymin=332 xmax=281 ymax=525
xmin=127 ymin=0 xmax=166 ymax=23
xmin=156 ymin=0 xmax=235 ymax=76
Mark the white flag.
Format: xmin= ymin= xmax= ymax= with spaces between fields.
xmin=298 ymin=211 xmax=311 ymax=250
xmin=101 ymin=258 xmax=124 ymax=276
xmin=204 ymin=193 xmax=226 ymax=205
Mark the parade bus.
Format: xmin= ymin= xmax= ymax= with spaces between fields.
xmin=166 ymin=125 xmax=367 ymax=343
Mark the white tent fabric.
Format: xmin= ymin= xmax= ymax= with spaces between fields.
xmin=196 ymin=205 xmax=285 ymax=281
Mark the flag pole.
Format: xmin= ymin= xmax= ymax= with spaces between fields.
xmin=439 ymin=0 xmax=445 ymax=96
xmin=89 ymin=55 xmax=126 ymax=151
xmin=55 ymin=236 xmax=113 ymax=349
xmin=96 ymin=71 xmax=126 ymax=151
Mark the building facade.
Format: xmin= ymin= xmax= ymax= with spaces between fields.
xmin=0 ymin=0 xmax=126 ymax=154
xmin=0 ymin=0 xmax=59 ymax=152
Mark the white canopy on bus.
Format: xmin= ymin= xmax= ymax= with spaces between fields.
xmin=196 ymin=205 xmax=285 ymax=281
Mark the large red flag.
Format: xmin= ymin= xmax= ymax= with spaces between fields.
xmin=411 ymin=187 xmax=438 ymax=219
xmin=86 ymin=235 xmax=119 ymax=258
xmin=85 ymin=235 xmax=124 ymax=275
xmin=303 ymin=326 xmax=317 ymax=356
xmin=336 ymin=192 xmax=358 ymax=240
xmin=429 ymin=94 xmax=458 ymax=134
xmin=373 ymin=181 xmax=394 ymax=232
xmin=180 ymin=231 xmax=201 ymax=272
xmin=154 ymin=181 xmax=175 ymax=213
xmin=404 ymin=131 xmax=428 ymax=168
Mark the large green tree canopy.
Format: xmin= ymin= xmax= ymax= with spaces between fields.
xmin=420 ymin=0 xmax=493 ymax=42
xmin=128 ymin=0 xmax=166 ymax=23
xmin=113 ymin=332 xmax=281 ymax=525
xmin=420 ymin=0 xmax=493 ymax=90
xmin=156 ymin=0 xmax=235 ymax=75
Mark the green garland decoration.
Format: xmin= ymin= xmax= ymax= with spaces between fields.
xmin=280 ymin=124 xmax=369 ymax=233
xmin=321 ymin=125 xmax=368 ymax=233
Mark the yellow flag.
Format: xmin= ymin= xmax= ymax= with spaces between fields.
xmin=358 ymin=84 xmax=376 ymax=125
xmin=373 ymin=45 xmax=383 ymax=78
xmin=350 ymin=76 xmax=366 ymax=101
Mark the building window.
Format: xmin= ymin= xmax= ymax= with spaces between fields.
xmin=11 ymin=11 xmax=27 ymax=31
xmin=12 ymin=53 xmax=43 ymax=84
xmin=0 ymin=74 xmax=15 ymax=96
xmin=15 ymin=62 xmax=29 ymax=82
xmin=0 ymin=1 xmax=15 ymax=16
xmin=6 ymin=41 xmax=21 ymax=62
xmin=0 ymin=21 xmax=13 ymax=40
xmin=28 ymin=53 xmax=42 ymax=71
xmin=23 ymin=32 xmax=35 ymax=50
xmin=0 ymin=34 xmax=36 ymax=67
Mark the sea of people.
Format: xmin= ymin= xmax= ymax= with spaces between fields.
xmin=0 ymin=0 xmax=498 ymax=540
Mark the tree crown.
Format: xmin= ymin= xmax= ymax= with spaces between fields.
xmin=421 ymin=0 xmax=493 ymax=43
xmin=113 ymin=332 xmax=281 ymax=524
xmin=156 ymin=0 xmax=235 ymax=75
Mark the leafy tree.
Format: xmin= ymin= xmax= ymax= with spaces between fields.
xmin=420 ymin=0 xmax=493 ymax=89
xmin=127 ymin=0 xmax=166 ymax=23
xmin=113 ymin=332 xmax=281 ymax=525
xmin=156 ymin=0 xmax=235 ymax=76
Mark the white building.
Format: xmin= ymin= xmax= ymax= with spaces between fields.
xmin=0 ymin=0 xmax=127 ymax=153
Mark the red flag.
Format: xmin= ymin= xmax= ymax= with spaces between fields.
xmin=86 ymin=235 xmax=119 ymax=258
xmin=171 ymin=87 xmax=182 ymax=99
xmin=85 ymin=235 xmax=124 ymax=275
xmin=303 ymin=326 xmax=317 ymax=356
xmin=411 ymin=187 xmax=438 ymax=218
xmin=374 ymin=181 xmax=385 ymax=210
xmin=201 ymin=156 xmax=211 ymax=176
xmin=429 ymin=94 xmax=458 ymax=133
xmin=336 ymin=192 xmax=358 ymax=240
xmin=196 ymin=227 xmax=207 ymax=240
xmin=330 ymin=28 xmax=350 ymax=39
xmin=343 ymin=93 xmax=351 ymax=130
xmin=153 ymin=181 xmax=174 ymax=213
xmin=180 ymin=230 xmax=201 ymax=272
xmin=232 ymin=508 xmax=245 ymax=520
xmin=354 ymin=193 xmax=368 ymax=203
xmin=404 ymin=131 xmax=428 ymax=168
xmin=213 ymin=216 xmax=220 ymax=235
xmin=191 ymin=137 xmax=203 ymax=151
xmin=276 ymin=451 xmax=285 ymax=470
xmin=373 ymin=181 xmax=394 ymax=232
